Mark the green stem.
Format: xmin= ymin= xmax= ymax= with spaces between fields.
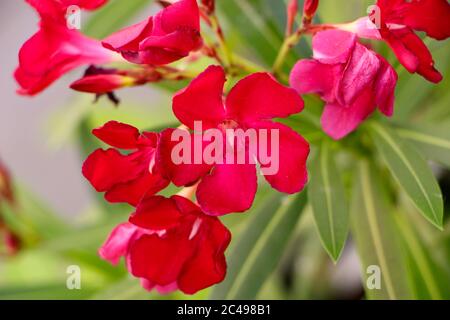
xmin=272 ymin=30 xmax=302 ymax=76
xmin=210 ymin=14 xmax=233 ymax=68
xmin=272 ymin=24 xmax=335 ymax=77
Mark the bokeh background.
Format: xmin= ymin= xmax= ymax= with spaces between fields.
xmin=0 ymin=0 xmax=449 ymax=300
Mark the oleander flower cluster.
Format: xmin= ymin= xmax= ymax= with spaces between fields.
xmin=15 ymin=0 xmax=450 ymax=294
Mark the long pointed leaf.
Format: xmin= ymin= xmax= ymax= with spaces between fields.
xmin=210 ymin=191 xmax=307 ymax=300
xmin=309 ymin=143 xmax=349 ymax=262
xmin=369 ymin=123 xmax=444 ymax=229
xmin=351 ymin=161 xmax=412 ymax=300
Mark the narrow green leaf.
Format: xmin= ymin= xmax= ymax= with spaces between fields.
xmin=308 ymin=143 xmax=349 ymax=261
xmin=369 ymin=123 xmax=444 ymax=229
xmin=393 ymin=212 xmax=448 ymax=300
xmin=395 ymin=124 xmax=450 ymax=168
xmin=210 ymin=191 xmax=307 ymax=300
xmin=351 ymin=161 xmax=412 ymax=300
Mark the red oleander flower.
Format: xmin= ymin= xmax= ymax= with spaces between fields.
xmin=289 ymin=29 xmax=397 ymax=140
xmin=158 ymin=65 xmax=309 ymax=215
xmin=15 ymin=0 xmax=114 ymax=96
xmin=82 ymin=121 xmax=169 ymax=206
xmin=102 ymin=0 xmax=202 ymax=65
xmin=346 ymin=0 xmax=450 ymax=83
xmin=25 ymin=0 xmax=108 ymax=22
xmin=99 ymin=195 xmax=231 ymax=294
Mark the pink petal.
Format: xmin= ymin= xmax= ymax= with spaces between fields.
xmin=196 ymin=163 xmax=257 ymax=215
xmin=99 ymin=222 xmax=140 ymax=265
xmin=337 ymin=43 xmax=381 ymax=106
xmin=173 ymin=66 xmax=227 ymax=130
xmin=312 ymin=29 xmax=356 ymax=64
xmin=289 ymin=59 xmax=341 ymax=102
xmin=321 ymin=88 xmax=376 ymax=140
xmin=374 ymin=58 xmax=398 ymax=117
xmin=226 ymin=73 xmax=304 ymax=123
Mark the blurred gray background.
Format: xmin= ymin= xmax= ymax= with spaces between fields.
xmin=0 ymin=1 xmax=92 ymax=218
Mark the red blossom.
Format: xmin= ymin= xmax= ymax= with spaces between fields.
xmin=99 ymin=195 xmax=231 ymax=295
xmin=158 ymin=66 xmax=309 ymax=215
xmin=346 ymin=0 xmax=450 ymax=83
xmin=82 ymin=121 xmax=169 ymax=206
xmin=289 ymin=29 xmax=397 ymax=140
xmin=102 ymin=0 xmax=202 ymax=65
xmin=15 ymin=0 xmax=113 ymax=95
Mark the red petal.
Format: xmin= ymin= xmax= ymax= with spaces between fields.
xmin=129 ymin=228 xmax=195 ymax=286
xmin=102 ymin=18 xmax=153 ymax=53
xmin=16 ymin=21 xmax=112 ymax=95
xmin=252 ymin=121 xmax=309 ymax=194
xmin=156 ymin=128 xmax=212 ymax=187
xmin=93 ymin=121 xmax=140 ymax=149
xmin=130 ymin=196 xmax=183 ymax=231
xmin=173 ymin=66 xmax=226 ymax=130
xmin=82 ymin=149 xmax=142 ymax=192
xmin=158 ymin=0 xmax=200 ymax=33
xmin=105 ymin=173 xmax=169 ymax=206
xmin=226 ymin=73 xmax=303 ymax=123
xmin=402 ymin=0 xmax=450 ymax=40
xmin=384 ymin=27 xmax=442 ymax=83
xmin=178 ymin=218 xmax=231 ymax=294
xmin=196 ymin=163 xmax=257 ymax=215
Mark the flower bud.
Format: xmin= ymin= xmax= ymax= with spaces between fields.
xmin=70 ymin=74 xmax=135 ymax=94
xmin=201 ymin=0 xmax=215 ymax=14
xmin=286 ymin=0 xmax=298 ymax=36
xmin=303 ymin=0 xmax=319 ymax=21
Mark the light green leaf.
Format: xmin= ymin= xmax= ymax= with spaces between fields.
xmin=308 ymin=142 xmax=349 ymax=262
xmin=351 ymin=161 xmax=412 ymax=300
xmin=210 ymin=191 xmax=307 ymax=300
xmin=395 ymin=124 xmax=450 ymax=168
xmin=369 ymin=122 xmax=444 ymax=229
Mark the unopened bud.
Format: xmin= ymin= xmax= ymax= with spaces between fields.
xmin=201 ymin=0 xmax=215 ymax=14
xmin=286 ymin=0 xmax=299 ymax=36
xmin=70 ymin=74 xmax=135 ymax=94
xmin=303 ymin=0 xmax=319 ymax=22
